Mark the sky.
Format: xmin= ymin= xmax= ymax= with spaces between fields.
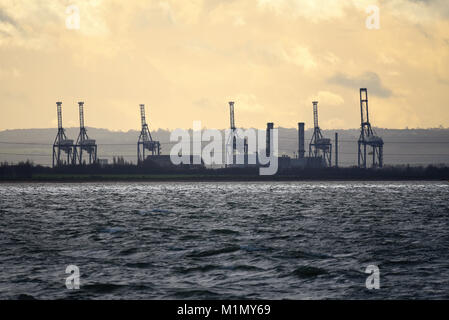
xmin=0 ymin=0 xmax=448 ymax=131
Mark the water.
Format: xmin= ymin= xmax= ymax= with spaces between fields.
xmin=0 ymin=181 xmax=448 ymax=299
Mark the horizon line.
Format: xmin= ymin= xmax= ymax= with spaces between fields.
xmin=1 ymin=125 xmax=449 ymax=132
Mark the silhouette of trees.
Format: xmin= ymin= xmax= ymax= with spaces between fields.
xmin=1 ymin=161 xmax=448 ymax=180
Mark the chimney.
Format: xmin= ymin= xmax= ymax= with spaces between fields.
xmin=335 ymin=132 xmax=339 ymax=167
xmin=266 ymin=122 xmax=274 ymax=157
xmin=298 ymin=122 xmax=305 ymax=159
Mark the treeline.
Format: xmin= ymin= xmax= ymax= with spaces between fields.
xmin=0 ymin=160 xmax=207 ymax=178
xmin=0 ymin=161 xmax=36 ymax=179
xmin=279 ymin=165 xmax=449 ymax=180
xmin=1 ymin=161 xmax=449 ymax=180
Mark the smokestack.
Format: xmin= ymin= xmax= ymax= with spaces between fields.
xmin=335 ymin=132 xmax=339 ymax=167
xmin=266 ymin=122 xmax=274 ymax=157
xmin=298 ymin=122 xmax=305 ymax=159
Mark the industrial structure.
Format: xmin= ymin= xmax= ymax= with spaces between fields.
xmin=335 ymin=132 xmax=339 ymax=168
xmin=48 ymin=88 xmax=385 ymax=171
xmin=308 ymin=101 xmax=332 ymax=167
xmin=52 ymin=102 xmax=75 ymax=167
xmin=266 ymin=122 xmax=274 ymax=157
xmin=73 ymin=102 xmax=97 ymax=165
xmin=297 ymin=122 xmax=305 ymax=160
xmin=137 ymin=104 xmax=161 ymax=164
xmin=358 ymin=88 xmax=384 ymax=168
xmin=226 ymin=101 xmax=248 ymax=167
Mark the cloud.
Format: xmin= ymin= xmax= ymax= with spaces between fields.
xmin=270 ymin=0 xmax=447 ymax=24
xmin=234 ymin=94 xmax=265 ymax=112
xmin=203 ymin=0 xmax=239 ymax=12
xmin=381 ymin=0 xmax=449 ymax=23
xmin=328 ymin=72 xmax=392 ymax=98
xmin=322 ymin=118 xmax=345 ymax=129
xmin=279 ymin=45 xmax=317 ymax=70
xmin=256 ymin=0 xmax=449 ymax=24
xmin=0 ymin=7 xmax=22 ymax=38
xmin=0 ymin=7 xmax=18 ymax=28
xmin=0 ymin=0 xmax=448 ymax=130
xmin=256 ymin=0 xmax=353 ymax=21
xmin=194 ymin=98 xmax=212 ymax=108
xmin=309 ymin=91 xmax=344 ymax=106
xmin=233 ymin=16 xmax=246 ymax=26
xmin=401 ymin=0 xmax=449 ymax=19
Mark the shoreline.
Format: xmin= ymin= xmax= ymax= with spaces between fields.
xmin=1 ymin=174 xmax=448 ymax=183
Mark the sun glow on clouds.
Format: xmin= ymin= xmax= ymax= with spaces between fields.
xmin=257 ymin=0 xmax=376 ymax=20
xmin=0 ymin=0 xmax=448 ymax=130
xmin=309 ymin=91 xmax=344 ymax=107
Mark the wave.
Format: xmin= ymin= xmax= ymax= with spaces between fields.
xmin=187 ymin=245 xmax=240 ymax=258
xmin=291 ymin=266 xmax=328 ymax=278
xmin=209 ymin=228 xmax=240 ymax=235
xmin=83 ymin=283 xmax=126 ymax=294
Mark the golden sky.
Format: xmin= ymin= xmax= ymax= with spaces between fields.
xmin=1 ymin=0 xmax=448 ymax=130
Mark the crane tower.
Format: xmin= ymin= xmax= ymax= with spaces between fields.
xmin=308 ymin=101 xmax=332 ymax=167
xmin=225 ymin=101 xmax=248 ymax=167
xmin=52 ymin=102 xmax=75 ymax=167
xmin=358 ymin=88 xmax=383 ymax=168
xmin=137 ymin=104 xmax=160 ymax=164
xmin=73 ymin=102 xmax=97 ymax=165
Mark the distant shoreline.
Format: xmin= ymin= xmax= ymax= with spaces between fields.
xmin=2 ymin=162 xmax=449 ymax=182
xmin=1 ymin=174 xmax=448 ymax=183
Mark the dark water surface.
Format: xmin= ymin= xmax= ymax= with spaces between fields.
xmin=1 ymin=181 xmax=448 ymax=299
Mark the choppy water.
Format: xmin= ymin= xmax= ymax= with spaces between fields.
xmin=1 ymin=181 xmax=448 ymax=300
